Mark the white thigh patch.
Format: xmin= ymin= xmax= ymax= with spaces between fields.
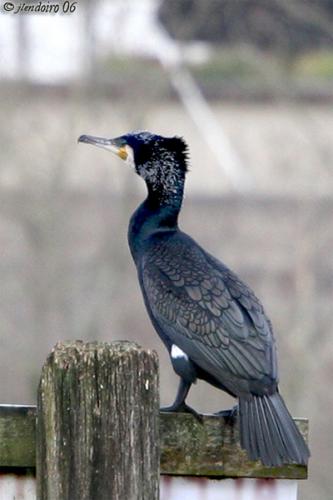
xmin=171 ymin=344 xmax=189 ymax=361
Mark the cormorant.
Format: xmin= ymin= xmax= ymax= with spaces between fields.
xmin=78 ymin=131 xmax=310 ymax=467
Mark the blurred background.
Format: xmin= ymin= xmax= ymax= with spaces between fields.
xmin=0 ymin=0 xmax=333 ymax=498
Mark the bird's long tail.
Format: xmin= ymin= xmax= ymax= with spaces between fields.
xmin=238 ymin=392 xmax=310 ymax=466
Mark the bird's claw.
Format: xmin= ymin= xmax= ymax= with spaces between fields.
xmin=160 ymin=403 xmax=203 ymax=423
xmin=214 ymin=405 xmax=238 ymax=422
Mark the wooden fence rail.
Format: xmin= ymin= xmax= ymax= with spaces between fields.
xmin=0 ymin=341 xmax=308 ymax=499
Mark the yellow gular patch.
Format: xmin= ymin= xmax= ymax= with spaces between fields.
xmin=118 ymin=146 xmax=128 ymax=160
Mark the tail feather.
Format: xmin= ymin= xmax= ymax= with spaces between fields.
xmin=239 ymin=392 xmax=310 ymax=466
xmin=264 ymin=395 xmax=291 ymax=459
xmin=256 ymin=396 xmax=276 ymax=464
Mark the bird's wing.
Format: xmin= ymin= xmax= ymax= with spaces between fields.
xmin=141 ymin=233 xmax=277 ymax=386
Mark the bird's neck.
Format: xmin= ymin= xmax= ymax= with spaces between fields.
xmin=128 ymin=188 xmax=183 ymax=263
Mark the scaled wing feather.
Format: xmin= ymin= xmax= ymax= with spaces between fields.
xmin=141 ymin=234 xmax=277 ymax=388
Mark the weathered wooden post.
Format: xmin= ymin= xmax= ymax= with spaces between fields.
xmin=36 ymin=340 xmax=159 ymax=500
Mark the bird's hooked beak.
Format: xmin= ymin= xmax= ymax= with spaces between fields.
xmin=78 ymin=134 xmax=128 ymax=160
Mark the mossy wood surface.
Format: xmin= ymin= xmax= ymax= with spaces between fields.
xmin=0 ymin=404 xmax=36 ymax=468
xmin=36 ymin=341 xmax=160 ymax=500
xmin=160 ymin=413 xmax=308 ymax=479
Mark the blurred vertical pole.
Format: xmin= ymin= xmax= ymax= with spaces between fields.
xmin=165 ymin=62 xmax=253 ymax=190
xmin=82 ymin=0 xmax=98 ymax=85
xmin=17 ymin=16 xmax=29 ymax=81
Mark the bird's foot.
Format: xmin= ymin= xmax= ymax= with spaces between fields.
xmin=160 ymin=402 xmax=203 ymax=423
xmin=214 ymin=405 xmax=238 ymax=423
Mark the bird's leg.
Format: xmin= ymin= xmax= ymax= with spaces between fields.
xmin=160 ymin=378 xmax=202 ymax=422
xmin=160 ymin=378 xmax=190 ymax=411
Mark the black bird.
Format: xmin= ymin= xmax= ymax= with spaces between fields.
xmin=78 ymin=131 xmax=310 ymax=467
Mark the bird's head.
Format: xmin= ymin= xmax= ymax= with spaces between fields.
xmin=78 ymin=131 xmax=189 ymax=203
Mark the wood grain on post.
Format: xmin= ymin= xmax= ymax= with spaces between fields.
xmin=36 ymin=340 xmax=159 ymax=500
